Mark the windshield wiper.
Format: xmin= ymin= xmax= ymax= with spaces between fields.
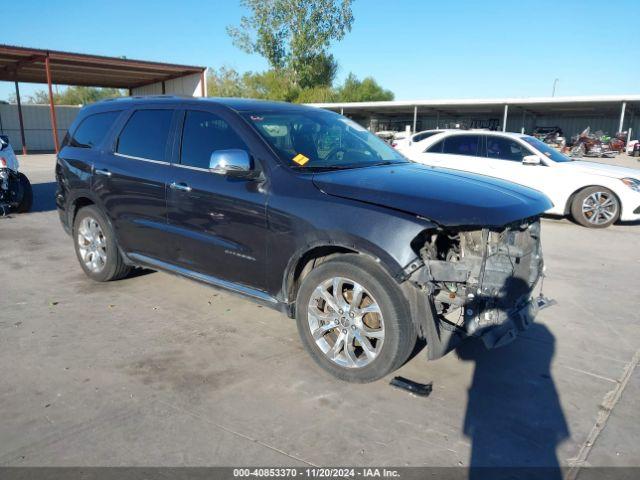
xmin=291 ymin=164 xmax=363 ymax=171
xmin=368 ymin=160 xmax=410 ymax=167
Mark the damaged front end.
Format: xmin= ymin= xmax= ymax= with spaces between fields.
xmin=409 ymin=217 xmax=549 ymax=359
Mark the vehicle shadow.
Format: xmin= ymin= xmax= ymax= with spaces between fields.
xmin=456 ymin=323 xmax=569 ymax=480
xmin=31 ymin=181 xmax=58 ymax=212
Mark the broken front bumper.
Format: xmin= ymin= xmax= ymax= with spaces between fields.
xmin=406 ymin=218 xmax=554 ymax=359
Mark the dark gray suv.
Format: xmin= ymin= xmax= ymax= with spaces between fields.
xmin=56 ymin=96 xmax=552 ymax=382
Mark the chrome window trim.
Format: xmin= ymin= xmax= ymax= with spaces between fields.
xmin=172 ymin=163 xmax=211 ymax=172
xmin=114 ymin=152 xmax=169 ymax=165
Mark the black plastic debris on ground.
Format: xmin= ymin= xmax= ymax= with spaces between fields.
xmin=390 ymin=376 xmax=433 ymax=397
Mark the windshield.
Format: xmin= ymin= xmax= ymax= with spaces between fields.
xmin=243 ymin=109 xmax=408 ymax=170
xmin=522 ymin=136 xmax=572 ymax=163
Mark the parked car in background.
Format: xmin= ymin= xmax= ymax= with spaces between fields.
xmin=392 ymin=129 xmax=447 ymax=150
xmin=629 ymin=140 xmax=639 ymax=157
xmin=404 ymin=130 xmax=640 ymax=228
xmin=0 ymin=135 xmax=32 ymax=215
xmin=390 ymin=131 xmax=409 ymax=148
xmin=56 ymin=97 xmax=552 ymax=382
xmin=374 ymin=130 xmax=395 ymax=143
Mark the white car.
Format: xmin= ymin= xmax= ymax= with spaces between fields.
xmin=392 ymin=129 xmax=447 ymax=150
xmin=0 ymin=135 xmax=32 ymax=215
xmin=403 ymin=130 xmax=640 ymax=228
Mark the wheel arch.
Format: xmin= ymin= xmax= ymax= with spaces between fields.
xmin=282 ymin=242 xmax=401 ymax=317
xmin=70 ymin=195 xmax=96 ymax=225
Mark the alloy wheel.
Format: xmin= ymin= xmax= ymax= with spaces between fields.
xmin=77 ymin=216 xmax=107 ymax=273
xmin=307 ymin=277 xmax=385 ymax=369
xmin=581 ymin=191 xmax=618 ymax=226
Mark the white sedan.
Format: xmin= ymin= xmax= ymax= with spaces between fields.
xmin=400 ymin=130 xmax=640 ymax=228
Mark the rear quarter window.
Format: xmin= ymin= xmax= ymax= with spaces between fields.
xmin=68 ymin=111 xmax=121 ymax=149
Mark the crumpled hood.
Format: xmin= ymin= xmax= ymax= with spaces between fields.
xmin=560 ymin=160 xmax=640 ymax=180
xmin=312 ymin=163 xmax=553 ymax=227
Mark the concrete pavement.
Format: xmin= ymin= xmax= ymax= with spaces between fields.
xmin=0 ymin=154 xmax=638 ymax=470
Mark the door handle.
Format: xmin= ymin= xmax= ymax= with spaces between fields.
xmin=95 ymin=168 xmax=112 ymax=177
xmin=169 ymin=182 xmax=192 ymax=192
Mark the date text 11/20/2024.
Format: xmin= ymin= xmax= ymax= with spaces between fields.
xmin=233 ymin=468 xmax=400 ymax=478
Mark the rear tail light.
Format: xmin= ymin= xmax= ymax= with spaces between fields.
xmin=391 ymin=142 xmax=397 ymax=148
xmin=0 ymin=157 xmax=6 ymax=167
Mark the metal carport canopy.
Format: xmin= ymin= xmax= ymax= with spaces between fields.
xmin=309 ymin=95 xmax=640 ymax=133
xmin=0 ymin=44 xmax=206 ymax=153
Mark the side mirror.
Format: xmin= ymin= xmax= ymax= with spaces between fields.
xmin=0 ymin=135 xmax=8 ymax=151
xmin=209 ymin=149 xmax=253 ymax=177
xmin=522 ymin=154 xmax=541 ymax=166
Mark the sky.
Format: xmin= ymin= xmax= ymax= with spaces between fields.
xmin=1 ymin=0 xmax=638 ymax=102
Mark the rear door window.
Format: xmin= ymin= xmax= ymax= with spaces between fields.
xmin=116 ymin=109 xmax=173 ymax=161
xmin=425 ymin=135 xmax=482 ymax=156
xmin=486 ymin=136 xmax=532 ymax=162
xmin=441 ymin=135 xmax=481 ymax=156
xmin=180 ymin=110 xmax=248 ymax=169
xmin=69 ymin=111 xmax=121 ymax=148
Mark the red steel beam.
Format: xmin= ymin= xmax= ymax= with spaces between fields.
xmin=44 ymin=55 xmax=59 ymax=154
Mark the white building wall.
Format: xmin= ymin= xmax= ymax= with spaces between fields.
xmin=0 ymin=103 xmax=81 ymax=152
xmin=131 ymin=72 xmax=205 ymax=97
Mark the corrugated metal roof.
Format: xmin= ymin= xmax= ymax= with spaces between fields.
xmin=309 ymin=95 xmax=640 ymax=109
xmin=0 ymin=44 xmax=205 ymax=89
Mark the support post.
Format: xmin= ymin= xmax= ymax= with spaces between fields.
xmin=161 ymin=81 xmax=166 ymax=94
xmin=618 ymin=101 xmax=626 ymax=133
xmin=200 ymin=71 xmax=206 ymax=97
xmin=521 ymin=109 xmax=526 ymax=134
xmin=436 ymin=111 xmax=440 ymax=129
xmin=502 ymin=104 xmax=509 ymax=132
xmin=412 ymin=106 xmax=418 ymax=133
xmin=14 ymin=80 xmax=27 ymax=155
xmin=340 ymin=107 xmax=344 ymax=115
xmin=44 ymin=55 xmax=60 ymax=153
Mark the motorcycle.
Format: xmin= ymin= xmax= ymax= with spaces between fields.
xmin=533 ymin=126 xmax=566 ymax=149
xmin=569 ymin=127 xmax=625 ymax=158
xmin=0 ymin=135 xmax=32 ymax=215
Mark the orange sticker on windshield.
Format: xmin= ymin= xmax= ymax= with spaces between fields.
xmin=292 ymin=153 xmax=309 ymax=165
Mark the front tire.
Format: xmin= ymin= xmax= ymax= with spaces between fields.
xmin=570 ymin=186 xmax=619 ymax=228
xmin=73 ymin=205 xmax=131 ymax=281
xmin=295 ymin=254 xmax=416 ymax=383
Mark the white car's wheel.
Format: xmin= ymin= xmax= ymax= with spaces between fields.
xmin=570 ymin=187 xmax=619 ymax=228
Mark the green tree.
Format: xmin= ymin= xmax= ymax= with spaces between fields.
xmin=242 ymin=70 xmax=300 ymax=102
xmin=227 ymin=0 xmax=353 ymax=87
xmin=335 ymin=73 xmax=394 ymax=102
xmin=10 ymin=86 xmax=123 ymax=105
xmin=207 ymin=66 xmax=249 ymax=98
xmin=213 ymin=1 xmax=394 ymax=104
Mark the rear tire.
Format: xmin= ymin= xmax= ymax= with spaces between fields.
xmin=73 ymin=205 xmax=131 ymax=281
xmin=295 ymin=254 xmax=416 ymax=383
xmin=15 ymin=172 xmax=32 ymax=213
xmin=570 ymin=186 xmax=619 ymax=228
